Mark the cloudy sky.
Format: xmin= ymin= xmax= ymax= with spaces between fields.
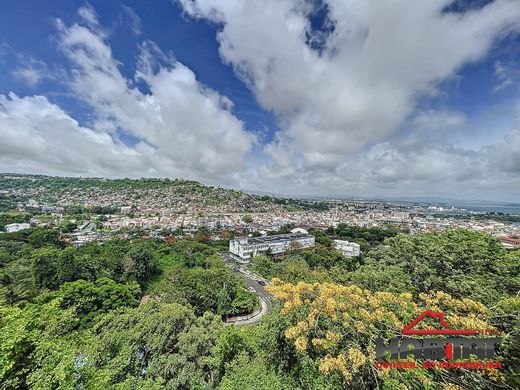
xmin=1 ymin=0 xmax=519 ymax=202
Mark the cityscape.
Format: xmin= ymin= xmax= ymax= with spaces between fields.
xmin=2 ymin=174 xmax=519 ymax=249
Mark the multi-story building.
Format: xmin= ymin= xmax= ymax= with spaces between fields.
xmin=229 ymin=233 xmax=315 ymax=262
xmin=4 ymin=223 xmax=31 ymax=233
xmin=120 ymin=206 xmax=132 ymax=214
xmin=499 ymin=235 xmax=520 ymax=249
xmin=334 ymin=239 xmax=361 ymax=257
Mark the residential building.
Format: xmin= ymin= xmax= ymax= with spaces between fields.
xmin=120 ymin=206 xmax=132 ymax=214
xmin=334 ymin=239 xmax=361 ymax=257
xmin=4 ymin=223 xmax=31 ymax=233
xmin=229 ymin=233 xmax=315 ymax=261
xmin=499 ymin=235 xmax=520 ymax=249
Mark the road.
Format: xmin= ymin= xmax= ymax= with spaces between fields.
xmin=220 ymin=252 xmax=273 ymax=325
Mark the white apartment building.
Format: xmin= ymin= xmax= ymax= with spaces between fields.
xmin=334 ymin=239 xmax=361 ymax=257
xmin=229 ymin=233 xmax=315 ymax=262
xmin=120 ymin=206 xmax=132 ymax=214
xmin=4 ymin=223 xmax=31 ymax=233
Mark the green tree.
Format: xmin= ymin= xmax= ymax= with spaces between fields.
xmin=0 ymin=212 xmax=31 ymax=230
xmin=27 ymin=228 xmax=61 ymax=248
xmin=54 ymin=247 xmax=99 ymax=287
xmin=195 ymin=227 xmax=211 ymax=243
xmin=350 ymin=229 xmax=518 ymax=305
xmin=153 ymin=263 xmax=258 ymax=317
xmin=278 ymin=223 xmax=295 ymax=234
xmin=57 ymin=277 xmax=140 ymax=327
xmin=219 ymin=354 xmax=293 ymax=390
xmin=0 ymin=259 xmax=34 ymax=304
xmin=0 ymin=304 xmax=36 ymax=389
xmin=308 ymin=228 xmax=333 ymax=247
xmin=88 ymin=302 xmax=222 ymax=388
xmin=32 ymin=247 xmax=60 ymax=290
xmin=123 ymin=246 xmax=159 ymax=286
xmin=209 ymin=326 xmax=254 ymax=383
xmin=60 ymin=221 xmax=78 ymax=233
xmin=0 ymin=299 xmax=82 ymax=390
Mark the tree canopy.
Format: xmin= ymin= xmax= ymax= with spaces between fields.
xmin=0 ymin=227 xmax=518 ymax=389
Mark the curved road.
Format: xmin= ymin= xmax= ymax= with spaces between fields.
xmin=220 ymin=252 xmax=273 ymax=325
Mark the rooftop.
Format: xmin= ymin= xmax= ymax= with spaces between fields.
xmin=236 ymin=233 xmax=311 ymax=244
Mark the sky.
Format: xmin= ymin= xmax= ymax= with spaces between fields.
xmin=0 ymin=0 xmax=519 ymax=202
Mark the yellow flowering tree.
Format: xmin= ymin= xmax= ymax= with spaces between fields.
xmin=267 ymin=279 xmax=506 ymax=389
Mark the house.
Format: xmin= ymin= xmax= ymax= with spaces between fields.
xmin=499 ymin=235 xmax=520 ymax=249
xmin=229 ymin=233 xmax=315 ymax=262
xmin=4 ymin=223 xmax=31 ymax=233
xmin=120 ymin=206 xmax=132 ymax=214
xmin=334 ymin=239 xmax=361 ymax=257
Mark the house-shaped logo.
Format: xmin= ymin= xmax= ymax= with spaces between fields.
xmin=402 ymin=310 xmax=478 ymax=335
xmin=376 ymin=310 xmax=501 ymax=365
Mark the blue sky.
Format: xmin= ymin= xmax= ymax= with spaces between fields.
xmin=0 ymin=0 xmax=519 ymax=201
xmin=0 ymin=0 xmax=279 ymax=140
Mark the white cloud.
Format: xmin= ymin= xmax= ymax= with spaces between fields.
xmin=242 ymin=131 xmax=520 ymax=201
xmin=0 ymin=42 xmax=9 ymax=58
xmin=0 ymin=13 xmax=253 ymax=185
xmin=1 ymin=2 xmax=519 ymax=201
xmin=0 ymin=93 xmax=145 ymax=176
xmin=180 ymin=0 xmax=520 ymax=161
xmin=121 ymin=5 xmax=142 ymax=36
xmin=12 ymin=67 xmax=42 ymax=87
xmin=494 ymin=60 xmax=520 ymax=92
xmin=57 ymin=19 xmax=253 ymax=179
xmin=411 ymin=110 xmax=467 ymax=133
xmin=78 ymin=4 xmax=99 ymax=27
xmin=178 ymin=0 xmax=520 ymax=199
xmin=12 ymin=58 xmax=50 ymax=87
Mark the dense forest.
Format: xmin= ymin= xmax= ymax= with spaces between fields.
xmin=0 ymin=227 xmax=519 ymax=389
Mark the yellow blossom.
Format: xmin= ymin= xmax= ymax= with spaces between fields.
xmin=294 ymin=336 xmax=308 ymax=352
xmin=347 ymin=348 xmax=366 ymax=369
xmin=325 ymin=330 xmax=341 ymax=343
xmin=443 ymin=384 xmax=464 ymax=390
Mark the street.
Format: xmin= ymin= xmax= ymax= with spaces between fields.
xmin=220 ymin=252 xmax=273 ymax=325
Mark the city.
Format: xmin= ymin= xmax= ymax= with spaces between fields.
xmin=2 ymin=175 xmax=519 ymax=250
xmin=1 ymin=1 xmax=519 ymax=389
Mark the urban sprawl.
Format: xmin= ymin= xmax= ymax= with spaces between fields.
xmin=1 ymin=175 xmax=519 ymax=253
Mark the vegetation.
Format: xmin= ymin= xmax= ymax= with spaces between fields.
xmin=328 ymin=224 xmax=405 ymax=250
xmin=265 ymin=280 xmax=517 ymax=389
xmin=0 ymin=212 xmax=31 ymax=230
xmin=349 ymin=229 xmax=519 ymax=306
xmin=0 ymin=174 xmax=332 ymax=213
xmin=250 ymin=228 xmax=519 ymax=389
xmin=0 ymin=223 xmax=518 ymax=388
xmin=0 ymin=195 xmax=22 ymax=213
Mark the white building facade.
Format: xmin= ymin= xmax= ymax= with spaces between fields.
xmin=334 ymin=239 xmax=361 ymax=257
xmin=229 ymin=233 xmax=315 ymax=261
xmin=4 ymin=223 xmax=31 ymax=233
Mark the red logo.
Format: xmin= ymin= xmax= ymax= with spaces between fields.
xmin=402 ymin=310 xmax=478 ymax=335
xmin=376 ymin=310 xmax=502 ymax=368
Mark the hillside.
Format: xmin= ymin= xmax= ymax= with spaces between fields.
xmin=0 ymin=174 xmax=329 ymax=214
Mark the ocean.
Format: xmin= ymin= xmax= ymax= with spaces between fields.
xmin=442 ymin=201 xmax=520 ymax=216
xmin=385 ymin=199 xmax=520 ymax=216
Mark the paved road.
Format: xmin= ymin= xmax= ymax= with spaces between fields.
xmin=220 ymin=252 xmax=272 ymax=325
